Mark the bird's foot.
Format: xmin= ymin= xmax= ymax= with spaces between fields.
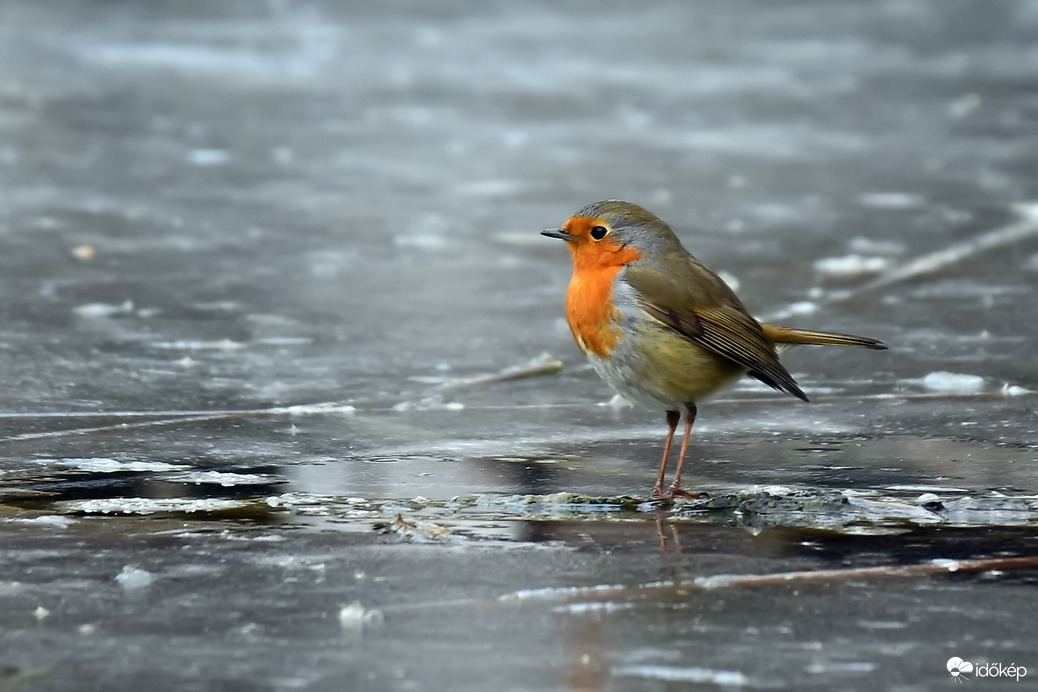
xmin=649 ymin=483 xmax=673 ymax=504
xmin=670 ymin=485 xmax=706 ymax=500
xmin=648 ymin=484 xmax=707 ymax=503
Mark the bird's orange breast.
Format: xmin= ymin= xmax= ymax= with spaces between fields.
xmin=566 ymin=266 xmax=624 ymax=358
xmin=562 ymin=218 xmax=643 ymax=358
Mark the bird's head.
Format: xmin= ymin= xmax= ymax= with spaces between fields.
xmin=541 ymin=200 xmax=683 ymax=270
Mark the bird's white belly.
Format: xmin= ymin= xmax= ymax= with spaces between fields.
xmin=583 ymin=319 xmax=747 ymax=411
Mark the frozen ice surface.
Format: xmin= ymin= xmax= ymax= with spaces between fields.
xmin=921 ymin=371 xmax=986 ymax=393
xmin=11 ymin=515 xmax=74 ymax=529
xmin=64 ymin=498 xmax=250 ymax=515
xmin=187 ymin=149 xmax=231 ymax=167
xmin=1 ymin=0 xmax=1038 ymax=690
xmin=60 ymin=458 xmax=187 ymax=473
xmin=614 ymin=665 xmax=751 ymax=686
xmin=783 ymin=301 xmax=817 ymax=315
xmin=848 ymin=236 xmax=906 ymax=256
xmin=115 ymin=565 xmax=155 ymax=589
xmin=813 ymin=254 xmax=891 ymax=277
xmin=857 ymin=192 xmax=926 ymax=209
xmin=72 ymin=301 xmax=135 ymax=318
xmin=337 ymin=602 xmax=384 ymax=631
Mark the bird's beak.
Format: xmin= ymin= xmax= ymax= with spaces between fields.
xmin=541 ymin=228 xmax=574 ymax=241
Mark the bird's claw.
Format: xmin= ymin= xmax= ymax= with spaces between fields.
xmin=647 ymin=485 xmax=707 ymax=504
xmin=670 ymin=486 xmax=706 ymax=500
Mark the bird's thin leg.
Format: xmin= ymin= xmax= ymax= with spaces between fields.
xmin=655 ymin=517 xmax=668 ymax=551
xmin=668 ymin=404 xmax=700 ymax=497
xmin=651 ymin=410 xmax=680 ymax=499
xmin=655 ymin=518 xmax=684 ymax=557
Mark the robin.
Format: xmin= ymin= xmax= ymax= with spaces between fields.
xmin=542 ymin=200 xmax=887 ymax=501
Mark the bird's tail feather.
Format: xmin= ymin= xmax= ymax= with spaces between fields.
xmin=762 ymin=324 xmax=887 ymax=350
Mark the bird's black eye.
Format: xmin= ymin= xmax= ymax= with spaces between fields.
xmin=590 ymin=225 xmax=609 ymax=240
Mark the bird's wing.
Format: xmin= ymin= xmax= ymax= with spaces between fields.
xmin=623 ymin=261 xmax=808 ymax=401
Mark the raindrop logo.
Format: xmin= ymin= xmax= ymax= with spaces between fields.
xmin=947 ymin=657 xmax=973 ymax=682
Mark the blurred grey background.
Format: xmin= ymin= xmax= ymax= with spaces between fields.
xmin=1 ymin=1 xmax=1037 ymax=690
